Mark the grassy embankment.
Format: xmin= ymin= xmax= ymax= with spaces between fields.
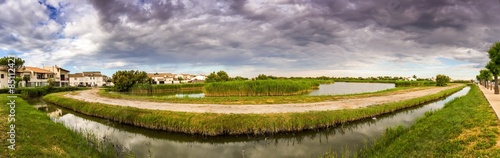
xmin=44 ymin=85 xmax=465 ymax=136
xmin=0 ymin=87 xmax=90 ymax=98
xmin=203 ymin=80 xmax=329 ymax=97
xmin=99 ymin=85 xmax=437 ymax=104
xmin=0 ymin=94 xmax=127 ymax=157
xmin=322 ymin=84 xmax=500 ymax=157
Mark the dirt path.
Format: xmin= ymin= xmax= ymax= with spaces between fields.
xmin=64 ymin=85 xmax=461 ymax=114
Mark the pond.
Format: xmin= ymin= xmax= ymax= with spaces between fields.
xmin=127 ymin=82 xmax=396 ymax=98
xmin=31 ymin=86 xmax=469 ymax=157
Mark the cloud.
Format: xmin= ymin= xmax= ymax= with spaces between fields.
xmin=0 ymin=0 xmax=498 ymax=79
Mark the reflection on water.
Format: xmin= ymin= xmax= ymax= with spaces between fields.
xmin=308 ymin=82 xmax=395 ymax=96
xmin=33 ymin=87 xmax=469 ymax=158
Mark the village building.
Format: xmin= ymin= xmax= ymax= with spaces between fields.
xmin=69 ymin=71 xmax=109 ymax=87
xmin=43 ymin=65 xmax=70 ymax=87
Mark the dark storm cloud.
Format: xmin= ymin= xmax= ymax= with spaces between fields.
xmin=2 ymin=0 xmax=498 ymax=78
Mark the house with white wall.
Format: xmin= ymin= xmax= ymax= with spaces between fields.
xmin=69 ymin=71 xmax=108 ymax=87
xmin=43 ymin=65 xmax=70 ymax=87
xmin=148 ymin=73 xmax=176 ymax=84
xmin=0 ymin=66 xmax=24 ymax=88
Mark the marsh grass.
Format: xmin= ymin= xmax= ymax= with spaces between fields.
xmin=324 ymin=85 xmax=500 ymax=157
xmin=43 ymin=85 xmax=465 ymax=136
xmin=203 ymin=80 xmax=319 ymax=96
xmin=0 ymin=94 xmax=129 ymax=157
xmin=394 ymin=81 xmax=436 ymax=87
xmin=130 ymin=83 xmax=204 ymax=94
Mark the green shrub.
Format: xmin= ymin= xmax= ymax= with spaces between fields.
xmin=436 ymin=74 xmax=451 ymax=86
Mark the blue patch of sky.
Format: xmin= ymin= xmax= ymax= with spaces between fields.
xmin=0 ymin=49 xmax=22 ymax=57
xmin=437 ymin=57 xmax=468 ymax=66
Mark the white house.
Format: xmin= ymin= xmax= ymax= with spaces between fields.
xmin=148 ymin=73 xmax=176 ymax=84
xmin=190 ymin=75 xmax=206 ymax=82
xmin=0 ymin=66 xmax=23 ymax=88
xmin=23 ymin=66 xmax=56 ymax=87
xmin=43 ymin=65 xmax=70 ymax=87
xmin=69 ymin=71 xmax=109 ymax=87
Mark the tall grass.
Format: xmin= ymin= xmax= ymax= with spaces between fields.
xmin=0 ymin=94 xmax=127 ymax=157
xmin=43 ymin=85 xmax=464 ymax=136
xmin=130 ymin=83 xmax=204 ymax=94
xmin=203 ymin=80 xmax=325 ymax=97
xmin=0 ymin=87 xmax=89 ymax=98
xmin=331 ymin=85 xmax=500 ymax=157
xmin=335 ymin=80 xmax=397 ymax=83
xmin=395 ymin=81 xmax=436 ymax=87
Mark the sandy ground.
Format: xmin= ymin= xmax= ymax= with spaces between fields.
xmin=64 ymin=85 xmax=461 ymax=114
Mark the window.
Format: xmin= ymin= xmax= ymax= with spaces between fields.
xmin=1 ymin=74 xmax=3 ymax=79
xmin=48 ymin=74 xmax=54 ymax=78
xmin=74 ymin=78 xmax=77 ymax=80
xmin=37 ymin=74 xmax=43 ymax=79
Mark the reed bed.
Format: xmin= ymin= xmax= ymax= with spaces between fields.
xmin=394 ymin=81 xmax=436 ymax=87
xmin=130 ymin=83 xmax=204 ymax=94
xmin=203 ymin=80 xmax=324 ymax=97
xmin=43 ymin=85 xmax=465 ymax=136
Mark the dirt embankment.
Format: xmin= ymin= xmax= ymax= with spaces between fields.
xmin=65 ymin=85 xmax=461 ymax=114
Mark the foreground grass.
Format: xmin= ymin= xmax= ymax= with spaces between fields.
xmin=97 ymin=85 xmax=453 ymax=104
xmin=323 ymin=84 xmax=500 ymax=157
xmin=0 ymin=94 xmax=125 ymax=157
xmin=44 ymin=85 xmax=465 ymax=136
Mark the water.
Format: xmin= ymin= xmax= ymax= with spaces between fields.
xmin=128 ymin=82 xmax=396 ymax=98
xmin=308 ymin=82 xmax=395 ymax=96
xmin=32 ymin=87 xmax=469 ymax=158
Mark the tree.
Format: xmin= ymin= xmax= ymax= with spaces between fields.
xmin=256 ymin=74 xmax=268 ymax=80
xmin=479 ymin=69 xmax=492 ymax=88
xmin=435 ymin=74 xmax=450 ymax=86
xmin=216 ymin=71 xmax=229 ymax=82
xmin=178 ymin=77 xmax=184 ymax=83
xmin=14 ymin=77 xmax=22 ymax=88
xmin=22 ymin=75 xmax=30 ymax=87
xmin=112 ymin=70 xmax=151 ymax=92
xmin=412 ymin=75 xmax=417 ymax=79
xmin=232 ymin=76 xmax=248 ymax=81
xmin=205 ymin=70 xmax=230 ymax=83
xmin=488 ymin=42 xmax=500 ymax=94
xmin=0 ymin=56 xmax=24 ymax=68
xmin=487 ymin=61 xmax=500 ymax=94
xmin=47 ymin=78 xmax=55 ymax=89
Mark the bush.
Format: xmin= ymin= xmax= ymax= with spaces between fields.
xmin=436 ymin=74 xmax=451 ymax=86
xmin=112 ymin=70 xmax=151 ymax=92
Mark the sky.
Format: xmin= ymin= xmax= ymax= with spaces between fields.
xmin=1 ymin=0 xmax=499 ymax=79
